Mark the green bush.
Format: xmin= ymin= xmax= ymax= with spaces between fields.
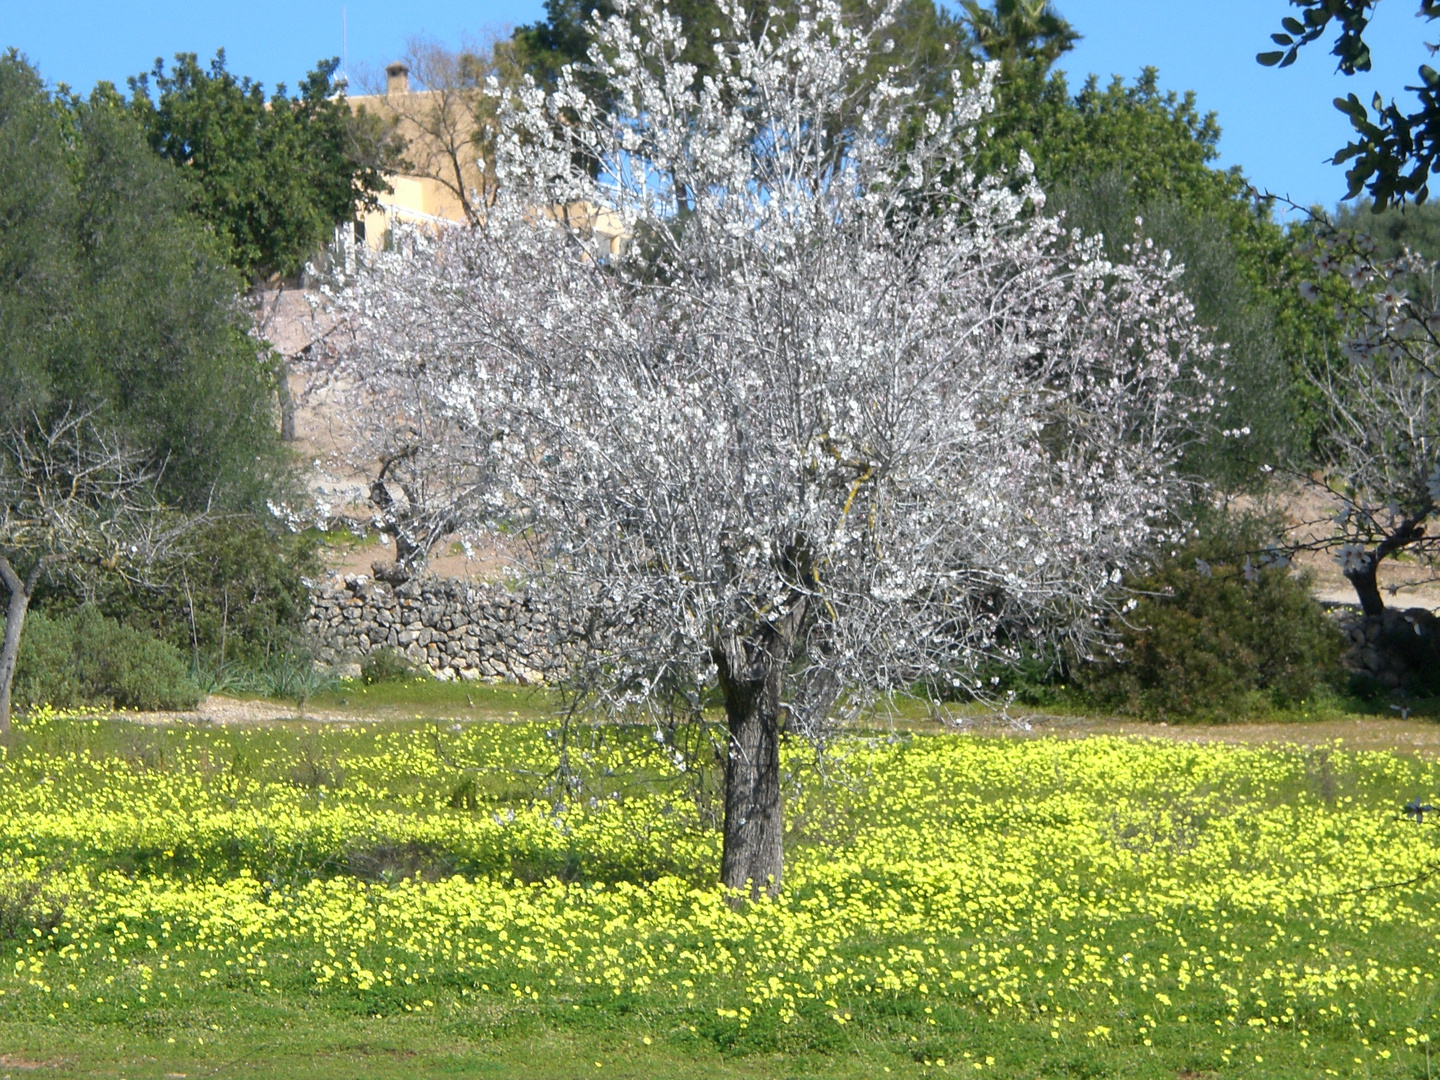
xmin=1079 ymin=529 xmax=1343 ymax=721
xmin=8 ymin=607 xmax=202 ymax=712
xmin=361 ymin=648 xmax=418 ymax=685
xmin=74 ymin=518 xmax=321 ymax=669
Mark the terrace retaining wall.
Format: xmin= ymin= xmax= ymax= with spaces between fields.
xmin=310 ymin=576 xmax=1440 ymax=693
xmin=307 ymin=574 xmax=575 ymax=683
xmin=1334 ymin=606 xmax=1440 ymax=693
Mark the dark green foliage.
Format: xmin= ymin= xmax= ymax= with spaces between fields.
xmin=0 ymin=54 xmax=316 ymax=711
xmin=174 ymin=522 xmax=320 ymax=666
xmin=124 ymin=51 xmax=396 ymax=282
xmin=1079 ymin=523 xmax=1343 ymax=720
xmin=1020 ymin=68 xmax=1238 ymax=213
xmin=974 ymin=646 xmax=1075 ymax=708
xmin=0 ymin=52 xmax=290 ymax=514
xmin=35 ymin=519 xmax=322 ymax=679
xmin=112 ymin=520 xmax=318 ymax=668
xmin=361 ymin=647 xmax=419 ymax=685
xmin=960 ymin=0 xmax=1076 ymax=72
xmin=1050 ymin=172 xmax=1308 ymax=485
xmin=168 ymin=524 xmax=321 ymax=668
xmin=512 ymin=0 xmax=620 ymax=93
xmin=0 ymin=54 xmax=71 ymax=425
xmin=8 ymin=607 xmax=201 ymax=712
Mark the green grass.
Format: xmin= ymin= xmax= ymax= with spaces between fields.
xmin=1 ymin=709 xmax=1439 ymax=1077
xmin=308 ymin=673 xmax=1432 ymax=728
xmin=313 ymin=676 xmax=560 ymax=718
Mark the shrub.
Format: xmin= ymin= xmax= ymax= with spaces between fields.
xmin=249 ymin=650 xmax=340 ymax=703
xmin=361 ymin=648 xmax=418 ymax=685
xmin=78 ymin=518 xmax=321 ymax=669
xmin=8 ymin=607 xmax=202 ymax=712
xmin=1078 ymin=524 xmax=1343 ymax=720
xmin=0 ymin=869 xmax=67 ymax=942
xmin=187 ymin=647 xmax=340 ymax=704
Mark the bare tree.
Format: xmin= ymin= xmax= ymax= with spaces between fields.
xmin=0 ymin=410 xmax=192 ymax=735
xmin=1289 ymin=223 xmax=1440 ymax=616
xmin=361 ymin=36 xmax=521 ymax=226
xmin=336 ymin=0 xmax=1213 ymax=895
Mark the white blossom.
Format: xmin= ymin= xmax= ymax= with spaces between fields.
xmin=328 ymin=0 xmax=1209 ymax=812
xmin=1336 ymin=543 xmax=1370 ymax=576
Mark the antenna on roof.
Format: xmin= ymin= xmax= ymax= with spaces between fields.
xmin=340 ymin=7 xmax=348 ymax=88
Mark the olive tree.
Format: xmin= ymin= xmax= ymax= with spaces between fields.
xmin=333 ymin=0 xmax=1214 ymax=895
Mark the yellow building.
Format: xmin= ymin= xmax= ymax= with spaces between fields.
xmin=347 ymin=62 xmax=627 ymax=258
xmin=347 ymin=62 xmax=481 ymax=240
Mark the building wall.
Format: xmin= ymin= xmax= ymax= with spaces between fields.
xmin=347 ymin=71 xmax=628 ymax=257
xmin=348 ymin=72 xmax=486 ymax=244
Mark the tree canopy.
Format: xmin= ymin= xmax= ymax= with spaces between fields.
xmin=123 ymin=51 xmax=397 ymax=281
xmin=0 ymin=51 xmax=288 ymax=512
xmin=336 ymin=0 xmax=1212 ymax=892
xmin=512 ymin=0 xmax=971 ymax=102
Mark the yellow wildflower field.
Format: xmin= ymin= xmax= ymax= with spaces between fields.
xmin=0 ymin=710 xmax=1435 ymax=1077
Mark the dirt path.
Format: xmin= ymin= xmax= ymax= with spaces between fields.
xmin=119 ymin=694 xmax=528 ymax=727
xmin=960 ymin=711 xmax=1440 ymax=756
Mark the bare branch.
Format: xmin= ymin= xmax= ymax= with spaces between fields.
xmin=1280 ymin=207 xmax=1440 ymax=614
xmin=0 ymin=407 xmax=202 ymax=730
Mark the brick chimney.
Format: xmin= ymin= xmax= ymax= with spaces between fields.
xmin=385 ymin=62 xmax=410 ymax=95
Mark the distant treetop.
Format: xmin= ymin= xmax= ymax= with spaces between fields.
xmin=122 ymin=51 xmax=399 ymax=281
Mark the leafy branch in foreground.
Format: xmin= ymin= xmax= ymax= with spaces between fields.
xmin=1260 ymin=0 xmax=1440 ymax=208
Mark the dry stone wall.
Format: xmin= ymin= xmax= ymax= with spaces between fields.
xmin=1334 ymin=606 xmax=1440 ymax=693
xmin=312 ymin=576 xmax=1440 ymax=693
xmin=307 ymin=574 xmax=575 ymax=683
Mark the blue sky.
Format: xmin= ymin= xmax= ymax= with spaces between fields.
xmin=6 ymin=0 xmax=1436 ymax=213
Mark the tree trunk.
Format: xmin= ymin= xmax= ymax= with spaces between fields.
xmin=1345 ymin=554 xmax=1385 ymax=618
xmin=718 ymin=659 xmax=785 ymax=899
xmin=0 ymin=557 xmax=37 ymax=740
xmin=714 ymin=600 xmax=806 ymax=901
xmin=276 ymin=357 xmax=297 ymax=443
xmin=1346 ymin=522 xmax=1429 ymax=618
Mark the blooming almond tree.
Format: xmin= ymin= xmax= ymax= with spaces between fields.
xmin=1292 ymin=224 xmax=1440 ymax=616
xmin=335 ymin=0 xmax=1213 ymax=896
xmin=302 ymin=280 xmax=496 ymax=580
